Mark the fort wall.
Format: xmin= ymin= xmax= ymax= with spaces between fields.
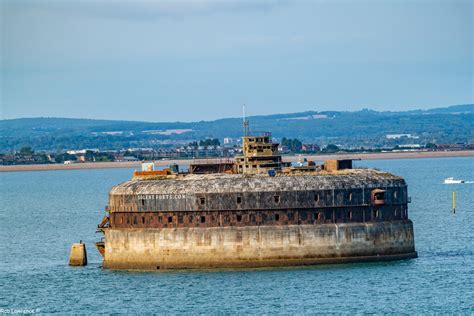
xmin=103 ymin=220 xmax=416 ymax=270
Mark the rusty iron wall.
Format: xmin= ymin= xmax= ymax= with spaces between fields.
xmin=108 ymin=186 xmax=407 ymax=214
xmin=109 ymin=205 xmax=408 ymax=229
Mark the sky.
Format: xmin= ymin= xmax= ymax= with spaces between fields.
xmin=1 ymin=0 xmax=473 ymax=122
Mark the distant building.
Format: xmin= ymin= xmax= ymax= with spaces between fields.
xmin=66 ymin=149 xmax=99 ymax=155
xmin=398 ymin=144 xmax=421 ymax=149
xmin=123 ymin=156 xmax=139 ymax=162
xmin=386 ymin=134 xmax=419 ymax=139
xmin=223 ymin=137 xmax=233 ymax=145
xmin=278 ymin=145 xmax=290 ymax=153
xmin=301 ymin=144 xmax=320 ymax=152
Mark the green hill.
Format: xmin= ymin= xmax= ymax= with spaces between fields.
xmin=1 ymin=104 xmax=473 ymax=151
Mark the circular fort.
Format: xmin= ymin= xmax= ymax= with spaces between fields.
xmin=96 ymin=129 xmax=416 ymax=270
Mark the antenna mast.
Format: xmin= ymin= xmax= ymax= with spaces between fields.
xmin=243 ymin=104 xmax=249 ymax=137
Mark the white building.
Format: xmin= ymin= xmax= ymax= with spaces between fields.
xmin=386 ymin=134 xmax=419 ymax=139
xmin=66 ymin=149 xmax=99 ymax=155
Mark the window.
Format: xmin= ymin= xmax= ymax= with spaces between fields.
xmin=275 ymin=214 xmax=280 ymax=221
xmin=168 ymin=216 xmax=173 ymax=223
xmin=133 ymin=217 xmax=138 ymax=225
xmin=300 ymin=211 xmax=307 ymax=220
xmin=288 ymin=212 xmax=294 ymax=221
xmin=314 ymin=193 xmax=319 ymax=202
xmin=178 ymin=215 xmax=184 ymax=224
xmin=394 ymin=191 xmax=397 ymax=199
xmin=326 ymin=210 xmax=333 ymax=222
xmin=200 ymin=197 xmax=206 ymax=205
xmin=347 ymin=211 xmax=352 ymax=220
xmin=274 ymin=195 xmax=280 ymax=203
xmin=236 ymin=214 xmax=242 ymax=222
xmin=200 ymin=216 xmax=206 ymax=223
xmin=158 ymin=216 xmax=162 ymax=223
xmin=348 ymin=193 xmax=352 ymax=201
xmin=141 ymin=199 xmax=145 ymax=206
xmin=189 ymin=215 xmax=194 ymax=223
xmin=374 ymin=192 xmax=385 ymax=201
xmin=142 ymin=217 xmax=145 ymax=224
xmin=236 ymin=196 xmax=242 ymax=204
xmin=119 ymin=217 xmax=123 ymax=224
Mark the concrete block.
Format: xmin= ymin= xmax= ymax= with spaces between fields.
xmin=69 ymin=242 xmax=87 ymax=266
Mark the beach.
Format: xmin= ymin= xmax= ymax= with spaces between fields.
xmin=1 ymin=150 xmax=473 ymax=172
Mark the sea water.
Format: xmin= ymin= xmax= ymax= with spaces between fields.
xmin=0 ymin=157 xmax=473 ymax=314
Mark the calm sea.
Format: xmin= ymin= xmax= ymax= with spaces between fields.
xmin=1 ymin=157 xmax=473 ymax=314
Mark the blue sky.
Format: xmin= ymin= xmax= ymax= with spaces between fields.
xmin=1 ymin=0 xmax=472 ymax=122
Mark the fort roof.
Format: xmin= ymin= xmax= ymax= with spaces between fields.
xmin=110 ymin=168 xmax=405 ymax=195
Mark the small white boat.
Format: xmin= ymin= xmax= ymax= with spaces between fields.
xmin=444 ymin=177 xmax=465 ymax=184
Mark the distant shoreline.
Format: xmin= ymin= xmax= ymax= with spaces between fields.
xmin=1 ymin=150 xmax=473 ymax=173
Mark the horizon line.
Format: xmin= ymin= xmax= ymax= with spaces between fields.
xmin=1 ymin=103 xmax=473 ymax=124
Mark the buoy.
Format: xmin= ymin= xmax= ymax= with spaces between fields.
xmin=452 ymin=191 xmax=456 ymax=214
xmin=69 ymin=240 xmax=87 ymax=266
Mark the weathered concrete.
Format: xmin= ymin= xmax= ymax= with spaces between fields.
xmin=69 ymin=242 xmax=87 ymax=266
xmin=103 ymin=220 xmax=416 ymax=270
xmin=110 ymin=169 xmax=404 ymax=195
